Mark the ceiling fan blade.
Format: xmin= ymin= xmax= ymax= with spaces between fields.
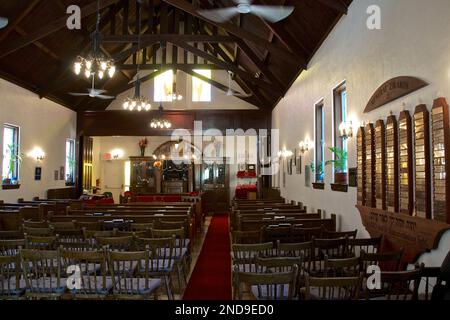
xmin=68 ymin=92 xmax=89 ymax=96
xmin=91 ymin=89 xmax=107 ymax=95
xmin=250 ymin=5 xmax=294 ymax=23
xmin=96 ymin=95 xmax=115 ymax=100
xmin=234 ymin=92 xmax=253 ymax=98
xmin=232 ymin=0 xmax=252 ymax=4
xmin=0 ymin=17 xmax=8 ymax=29
xmin=198 ymin=7 xmax=239 ymax=23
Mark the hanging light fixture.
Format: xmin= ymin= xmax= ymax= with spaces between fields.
xmin=150 ymin=103 xmax=172 ymax=129
xmin=168 ymin=70 xmax=183 ymax=101
xmin=122 ymin=1 xmax=151 ymax=112
xmin=73 ymin=0 xmax=115 ymax=80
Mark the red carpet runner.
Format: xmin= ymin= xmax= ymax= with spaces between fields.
xmin=183 ymin=214 xmax=232 ymax=300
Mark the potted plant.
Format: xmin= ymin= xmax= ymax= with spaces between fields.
xmin=138 ymin=138 xmax=148 ymax=157
xmin=3 ymin=143 xmax=24 ymax=186
xmin=325 ymin=147 xmax=348 ymax=185
xmin=309 ymin=161 xmax=325 ymax=183
xmin=66 ymin=155 xmax=76 ymax=186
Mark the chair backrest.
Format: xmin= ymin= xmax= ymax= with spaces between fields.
xmin=0 ymin=231 xmax=24 ymax=240
xmin=360 ymin=249 xmax=403 ymax=272
xmin=23 ymin=226 xmax=54 ymax=236
xmin=23 ymin=220 xmax=49 ymax=228
xmin=97 ymin=236 xmax=134 ymax=251
xmin=231 ymin=230 xmax=262 ymax=244
xmin=25 ymin=235 xmax=58 ymax=250
xmin=19 ymin=249 xmax=63 ymax=297
xmin=256 ymin=256 xmax=302 ymax=273
xmin=323 ymin=230 xmax=357 ymax=240
xmin=50 ymin=221 xmax=76 ymax=231
xmin=324 ymin=255 xmax=361 ymax=277
xmin=304 ymin=276 xmax=362 ymax=300
xmin=232 ymin=242 xmax=274 ymax=272
xmin=75 ymin=221 xmax=101 ymax=231
xmin=364 ymin=265 xmax=423 ymax=300
xmin=348 ymin=237 xmax=382 ymax=256
xmin=0 ymin=239 xmax=26 ymax=256
xmin=60 ymin=248 xmax=108 ymax=297
xmin=233 ymin=264 xmax=298 ymax=300
xmin=130 ymin=223 xmax=153 ymax=231
xmin=313 ymin=237 xmax=349 ymax=259
xmin=261 ymin=225 xmax=292 ymax=244
xmin=0 ymin=255 xmax=21 ymax=298
xmin=150 ymin=228 xmax=187 ymax=251
xmin=107 ymin=250 xmax=152 ymax=298
xmin=291 ymin=226 xmax=324 ymax=243
xmin=117 ymin=230 xmax=150 ymax=238
xmin=135 ymin=236 xmax=175 ymax=272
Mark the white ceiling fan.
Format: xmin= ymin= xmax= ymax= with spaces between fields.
xmin=226 ymin=71 xmax=253 ymax=98
xmin=198 ymin=0 xmax=294 ymax=23
xmin=0 ymin=16 xmax=8 ymax=29
xmin=69 ymin=76 xmax=115 ymax=100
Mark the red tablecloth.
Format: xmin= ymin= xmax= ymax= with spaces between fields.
xmin=235 ymin=185 xmax=257 ymax=199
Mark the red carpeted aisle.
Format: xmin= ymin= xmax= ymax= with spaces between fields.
xmin=183 ymin=214 xmax=232 ymax=300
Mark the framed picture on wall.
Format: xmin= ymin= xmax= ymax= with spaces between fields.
xmin=287 ymin=158 xmax=293 ymax=175
xmin=54 ymin=170 xmax=59 ymax=181
xmin=35 ymin=167 xmax=42 ymax=181
xmin=59 ymin=166 xmax=65 ymax=180
xmin=349 ymin=167 xmax=358 ymax=187
xmin=305 ymin=165 xmax=311 ymax=187
xmin=283 ymin=172 xmax=286 ymax=188
xmin=294 ymin=149 xmax=297 ymax=165
xmin=296 ymin=157 xmax=302 ymax=174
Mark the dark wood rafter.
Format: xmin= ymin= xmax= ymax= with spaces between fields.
xmin=316 ymin=0 xmax=349 ymax=14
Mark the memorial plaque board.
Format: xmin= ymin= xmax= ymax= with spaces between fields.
xmin=386 ymin=115 xmax=399 ymax=213
xmin=414 ymin=105 xmax=431 ymax=219
xmin=365 ymin=124 xmax=376 ymax=207
xmin=432 ymin=97 xmax=450 ymax=223
xmin=398 ymin=111 xmax=414 ymax=216
xmin=375 ymin=120 xmax=387 ymax=210
xmin=357 ymin=127 xmax=366 ymax=205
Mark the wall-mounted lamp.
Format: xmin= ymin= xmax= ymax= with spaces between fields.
xmin=339 ymin=121 xmax=353 ymax=140
xmin=299 ymin=139 xmax=310 ymax=153
xmin=278 ymin=148 xmax=293 ymax=158
xmin=111 ymin=148 xmax=124 ymax=159
xmin=29 ymin=147 xmax=45 ymax=161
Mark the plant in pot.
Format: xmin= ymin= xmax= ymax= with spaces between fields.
xmin=3 ymin=143 xmax=24 ymax=185
xmin=309 ymin=161 xmax=325 ymax=183
xmin=325 ymin=147 xmax=348 ymax=185
xmin=138 ymin=138 xmax=148 ymax=157
xmin=66 ymin=155 xmax=76 ymax=185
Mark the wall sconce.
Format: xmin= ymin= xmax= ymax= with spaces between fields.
xmin=299 ymin=139 xmax=310 ymax=153
xmin=278 ymin=148 xmax=293 ymax=158
xmin=29 ymin=147 xmax=45 ymax=161
xmin=339 ymin=121 xmax=353 ymax=139
xmin=111 ymin=149 xmax=124 ymax=159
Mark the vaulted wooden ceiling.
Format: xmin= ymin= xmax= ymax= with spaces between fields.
xmin=0 ymin=0 xmax=352 ymax=112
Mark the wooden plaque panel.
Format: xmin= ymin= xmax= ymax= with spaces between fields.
xmin=357 ymin=127 xmax=366 ymax=206
xmin=398 ymin=111 xmax=414 ymax=215
xmin=386 ymin=115 xmax=399 ymax=213
xmin=414 ymin=105 xmax=431 ymax=219
xmin=432 ymin=97 xmax=450 ymax=223
xmin=364 ymin=124 xmax=376 ymax=207
xmin=375 ymin=120 xmax=387 ymax=210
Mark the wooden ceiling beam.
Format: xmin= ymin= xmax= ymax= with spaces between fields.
xmin=0 ymin=0 xmax=42 ymax=42
xmin=316 ymin=0 xmax=349 ymax=14
xmin=180 ymin=66 xmax=261 ymax=108
xmin=102 ymin=34 xmax=235 ymax=43
xmin=170 ymin=39 xmax=281 ymax=96
xmin=118 ymin=63 xmax=222 ymax=70
xmin=0 ymin=0 xmax=122 ymax=59
xmin=161 ymin=0 xmax=299 ymax=64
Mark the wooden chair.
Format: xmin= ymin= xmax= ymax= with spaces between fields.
xmin=130 ymin=223 xmax=153 ymax=231
xmin=359 ymin=249 xmax=403 ymax=273
xmin=348 ymin=237 xmax=382 ymax=256
xmin=233 ymin=264 xmax=298 ymax=300
xmin=83 ymin=229 xmax=117 ymax=248
xmin=117 ymin=230 xmax=150 ymax=238
xmin=150 ymin=228 xmax=189 ymax=290
xmin=49 ymin=221 xmax=76 ymax=231
xmin=60 ymin=249 xmax=112 ymax=299
xmin=25 ymin=235 xmax=58 ymax=250
xmin=310 ymin=237 xmax=350 ymax=276
xmin=23 ymin=226 xmax=54 ymax=237
xmin=97 ymin=236 xmax=134 ymax=252
xmin=291 ymin=226 xmax=324 ymax=243
xmin=0 ymin=255 xmax=24 ymax=299
xmin=107 ymin=250 xmax=161 ymax=300
xmin=231 ymin=230 xmax=262 ymax=244
xmin=0 ymin=239 xmax=26 ymax=256
xmin=135 ymin=236 xmax=176 ymax=300
xmin=75 ymin=221 xmax=101 ymax=231
xmin=364 ymin=265 xmax=423 ymax=300
xmin=324 ymin=255 xmax=361 ymax=277
xmin=304 ymin=275 xmax=362 ymax=300
xmin=323 ymin=230 xmax=357 ymax=240
xmin=20 ymin=249 xmax=66 ymax=299
xmin=232 ymin=242 xmax=274 ymax=273
xmin=55 ymin=229 xmax=88 ymax=251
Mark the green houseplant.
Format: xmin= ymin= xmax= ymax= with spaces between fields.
xmin=325 ymin=147 xmax=348 ymax=185
xmin=309 ymin=161 xmax=325 ymax=183
xmin=3 ymin=143 xmax=23 ymax=185
xmin=66 ymin=155 xmax=76 ymax=185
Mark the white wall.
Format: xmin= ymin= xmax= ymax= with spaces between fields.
xmin=272 ymin=0 xmax=450 ymax=267
xmin=107 ymin=70 xmax=258 ymax=111
xmin=0 ymin=78 xmax=77 ymax=202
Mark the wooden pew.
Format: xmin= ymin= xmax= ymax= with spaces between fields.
xmin=237 ymin=214 xmax=337 ymax=232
